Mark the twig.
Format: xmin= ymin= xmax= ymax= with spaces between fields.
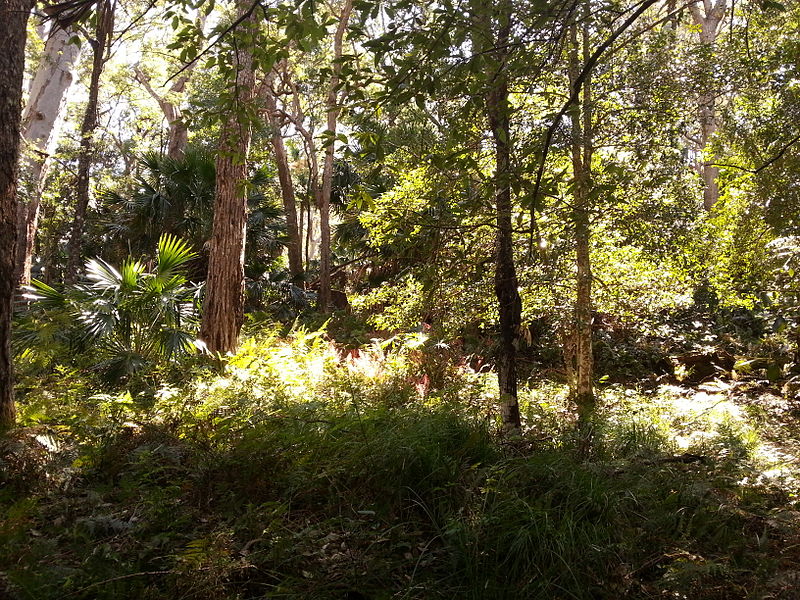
xmin=59 ymin=570 xmax=173 ymax=598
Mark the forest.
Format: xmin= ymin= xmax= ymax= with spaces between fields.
xmin=1 ymin=0 xmax=800 ymax=597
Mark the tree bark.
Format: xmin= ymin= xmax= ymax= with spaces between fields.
xmin=263 ymin=68 xmax=303 ymax=279
xmin=298 ymin=190 xmax=305 ymax=268
xmin=305 ymin=198 xmax=312 ymax=267
xmin=688 ymin=0 xmax=727 ymax=210
xmin=199 ymin=2 xmax=256 ymax=354
xmin=0 ymin=0 xmax=36 ymax=429
xmin=480 ymin=0 xmax=522 ymax=431
xmin=65 ymin=0 xmax=113 ymax=283
xmin=569 ymin=16 xmax=595 ymax=440
xmin=16 ymin=23 xmax=82 ymax=286
xmin=318 ymin=0 xmax=353 ymax=312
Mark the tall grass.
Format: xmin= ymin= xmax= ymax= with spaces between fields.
xmin=2 ymin=328 xmax=795 ymax=599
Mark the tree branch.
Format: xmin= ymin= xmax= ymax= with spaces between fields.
xmin=710 ymin=133 xmax=800 ymax=174
xmin=163 ymin=0 xmax=260 ymax=86
xmin=529 ymin=0 xmax=662 ymax=242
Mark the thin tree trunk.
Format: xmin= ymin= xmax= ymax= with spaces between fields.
xmin=16 ymin=24 xmax=81 ymax=285
xmin=688 ymin=0 xmax=726 ymax=210
xmin=263 ymin=68 xmax=303 ymax=278
xmin=0 ymin=0 xmax=36 ymax=429
xmin=305 ymin=199 xmax=312 ymax=267
xmin=199 ymin=2 xmax=256 ymax=354
xmin=318 ymin=0 xmax=353 ymax=312
xmin=480 ymin=0 xmax=522 ymax=431
xmin=65 ymin=0 xmax=113 ymax=283
xmin=298 ymin=192 xmax=305 ymax=270
xmin=569 ymin=16 xmax=595 ymax=440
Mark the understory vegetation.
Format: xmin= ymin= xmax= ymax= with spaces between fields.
xmin=4 ymin=0 xmax=800 ymax=597
xmin=4 ymin=327 xmax=800 ymax=599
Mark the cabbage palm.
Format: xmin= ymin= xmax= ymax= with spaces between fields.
xmin=99 ymin=149 xmax=286 ymax=273
xmin=19 ymin=235 xmax=200 ymax=382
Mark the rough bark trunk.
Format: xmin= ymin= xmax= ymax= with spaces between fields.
xmin=199 ymin=2 xmax=256 ymax=354
xmin=0 ymin=0 xmax=36 ymax=429
xmin=688 ymin=0 xmax=726 ymax=210
xmin=569 ymin=18 xmax=595 ymax=438
xmin=318 ymin=0 xmax=353 ymax=312
xmin=16 ymin=24 xmax=81 ymax=286
xmin=65 ymin=0 xmax=113 ymax=283
xmin=263 ymin=69 xmax=303 ymax=279
xmin=480 ymin=0 xmax=522 ymax=431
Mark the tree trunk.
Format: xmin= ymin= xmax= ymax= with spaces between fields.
xmin=134 ymin=66 xmax=191 ymax=161
xmin=569 ymin=17 xmax=595 ymax=440
xmin=298 ymin=191 xmax=305 ymax=269
xmin=263 ymin=69 xmax=303 ymax=279
xmin=688 ymin=0 xmax=727 ymax=210
xmin=0 ymin=0 xmax=36 ymax=429
xmin=132 ymin=12 xmax=203 ymax=164
xmin=65 ymin=0 xmax=113 ymax=283
xmin=480 ymin=0 xmax=522 ymax=431
xmin=318 ymin=0 xmax=353 ymax=312
xmin=199 ymin=2 xmax=256 ymax=354
xmin=305 ymin=199 xmax=312 ymax=267
xmin=16 ymin=24 xmax=81 ymax=286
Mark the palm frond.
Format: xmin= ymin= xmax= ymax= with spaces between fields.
xmin=120 ymin=259 xmax=146 ymax=290
xmin=156 ymin=234 xmax=197 ymax=281
xmin=24 ymin=280 xmax=67 ymax=309
xmin=85 ymin=258 xmax=123 ymax=290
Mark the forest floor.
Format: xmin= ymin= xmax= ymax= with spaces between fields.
xmin=3 ymin=331 xmax=800 ymax=599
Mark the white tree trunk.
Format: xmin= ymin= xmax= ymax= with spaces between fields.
xmin=689 ymin=0 xmax=727 ymax=210
xmin=16 ymin=24 xmax=81 ymax=284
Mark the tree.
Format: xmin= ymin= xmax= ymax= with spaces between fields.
xmin=474 ymin=0 xmax=523 ymax=430
xmin=262 ymin=64 xmax=303 ymax=279
xmin=134 ymin=67 xmax=192 ymax=161
xmin=0 ymin=0 xmax=37 ymax=428
xmin=65 ymin=0 xmax=115 ymax=282
xmin=199 ymin=0 xmax=258 ymax=354
xmin=688 ymin=0 xmax=728 ymax=210
xmin=318 ymin=0 xmax=354 ymax=312
xmin=16 ymin=22 xmax=82 ymax=286
xmin=568 ymin=5 xmax=595 ymax=439
xmin=132 ymin=14 xmax=206 ymax=161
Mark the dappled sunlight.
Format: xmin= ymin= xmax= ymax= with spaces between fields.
xmin=8 ymin=331 xmax=800 ymax=599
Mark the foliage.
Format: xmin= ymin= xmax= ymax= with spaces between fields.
xmin=4 ymin=327 xmax=800 ymax=599
xmin=9 ymin=1 xmax=800 ymax=598
xmin=15 ymin=235 xmax=201 ymax=384
xmin=97 ymin=149 xmax=286 ymax=276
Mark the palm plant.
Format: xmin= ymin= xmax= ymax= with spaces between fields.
xmin=18 ymin=235 xmax=201 ymax=382
xmin=98 ymin=148 xmax=286 ymax=274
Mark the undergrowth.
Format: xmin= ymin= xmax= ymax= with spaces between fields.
xmin=2 ymin=327 xmax=799 ymax=599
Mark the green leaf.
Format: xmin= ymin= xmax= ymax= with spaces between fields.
xmin=86 ymin=258 xmax=123 ymax=290
xmin=156 ymin=234 xmax=197 ymax=282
